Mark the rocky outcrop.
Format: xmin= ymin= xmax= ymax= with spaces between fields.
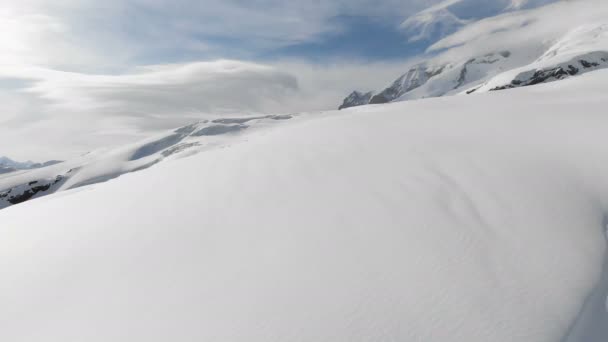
xmin=339 ymin=91 xmax=374 ymax=110
xmin=0 ymin=175 xmax=65 ymax=208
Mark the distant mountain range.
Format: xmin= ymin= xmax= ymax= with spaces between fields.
xmin=0 ymin=156 xmax=62 ymax=174
xmin=340 ymin=0 xmax=605 ymax=109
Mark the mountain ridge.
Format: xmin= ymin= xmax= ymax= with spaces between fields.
xmin=340 ymin=0 xmax=608 ymax=110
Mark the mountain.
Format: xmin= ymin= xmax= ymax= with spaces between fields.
xmin=339 ymin=91 xmax=374 ymax=110
xmin=1 ymin=67 xmax=608 ymax=341
xmin=340 ymin=0 xmax=608 ymax=109
xmin=0 ymin=114 xmax=293 ymax=210
xmin=472 ymin=24 xmax=608 ymax=92
xmin=0 ymin=156 xmax=62 ymax=174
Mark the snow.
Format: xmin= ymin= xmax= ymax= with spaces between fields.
xmin=0 ymin=114 xmax=295 ymax=209
xmin=563 ymin=222 xmax=608 ymax=342
xmin=341 ymin=0 xmax=608 ymax=109
xmin=471 ymin=23 xmax=608 ymax=93
xmin=0 ymin=156 xmax=61 ymax=172
xmin=1 ymin=67 xmax=608 ymax=341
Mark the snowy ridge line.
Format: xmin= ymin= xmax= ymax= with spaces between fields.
xmin=471 ymin=51 xmax=608 ymax=93
xmin=339 ymin=3 xmax=608 ymax=109
xmin=0 ymin=114 xmax=295 ymax=210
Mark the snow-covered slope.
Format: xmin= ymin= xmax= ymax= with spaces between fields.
xmin=340 ymin=0 xmax=608 ymax=109
xmin=0 ymin=114 xmax=294 ymax=210
xmin=472 ymin=24 xmax=608 ymax=92
xmin=1 ymin=68 xmax=608 ymax=342
xmin=365 ymin=50 xmax=517 ymax=104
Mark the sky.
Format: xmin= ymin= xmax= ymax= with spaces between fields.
xmin=0 ymin=0 xmax=559 ymax=160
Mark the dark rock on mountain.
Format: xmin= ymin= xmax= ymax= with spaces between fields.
xmin=489 ymin=55 xmax=608 ymax=92
xmin=339 ymin=91 xmax=374 ymax=110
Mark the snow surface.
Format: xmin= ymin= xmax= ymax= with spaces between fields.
xmin=1 ymin=68 xmax=608 ymax=341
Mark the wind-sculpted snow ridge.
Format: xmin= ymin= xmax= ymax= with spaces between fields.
xmin=339 ymin=1 xmax=608 ymax=109
xmin=0 ymin=114 xmax=294 ymax=210
xmin=470 ymin=51 xmax=608 ymax=93
xmin=470 ymin=24 xmax=608 ymax=93
xmin=341 ymin=51 xmax=517 ymax=109
xmin=1 ymin=69 xmax=608 ymax=342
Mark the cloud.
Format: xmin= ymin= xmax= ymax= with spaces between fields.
xmin=0 ymin=61 xmax=296 ymax=158
xmin=429 ymin=0 xmax=608 ymax=61
xmin=0 ymin=0 xmax=441 ymax=71
xmin=0 ymin=0 xmax=439 ymax=160
xmin=398 ymin=0 xmax=560 ymax=43
xmin=0 ymin=0 xmax=564 ymax=160
xmin=0 ymin=59 xmax=415 ymax=160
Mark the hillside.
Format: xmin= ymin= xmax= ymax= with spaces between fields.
xmin=1 ymin=68 xmax=607 ymax=342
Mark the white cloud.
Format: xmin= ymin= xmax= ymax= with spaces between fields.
xmin=0 ymin=0 xmax=440 ymax=71
xmin=0 ymin=0 xmax=439 ymax=160
xmin=0 ymin=0 xmax=566 ymax=161
xmin=0 ymin=59 xmax=415 ymax=160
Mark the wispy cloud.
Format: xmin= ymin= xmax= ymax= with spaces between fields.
xmin=0 ymin=59 xmax=414 ymax=160
xmin=0 ymin=0 xmax=437 ymax=69
xmin=0 ymin=0 xmax=562 ymax=160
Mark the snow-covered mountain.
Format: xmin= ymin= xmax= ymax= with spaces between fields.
xmin=339 ymin=91 xmax=374 ymax=110
xmin=366 ymin=51 xmax=515 ymax=104
xmin=340 ymin=0 xmax=608 ymax=109
xmin=472 ymin=24 xmax=608 ymax=92
xmin=0 ymin=156 xmax=61 ymax=174
xmin=0 ymin=114 xmax=293 ymax=210
xmin=1 ymin=66 xmax=608 ymax=342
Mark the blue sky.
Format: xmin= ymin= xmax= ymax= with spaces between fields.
xmin=263 ymin=15 xmax=430 ymax=62
xmin=60 ymin=0 xmax=439 ymax=68
xmin=139 ymin=15 xmax=431 ymax=65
